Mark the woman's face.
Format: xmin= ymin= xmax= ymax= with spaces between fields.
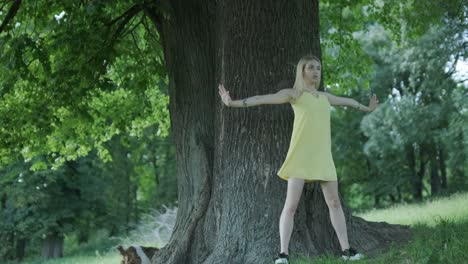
xmin=303 ymin=59 xmax=321 ymax=86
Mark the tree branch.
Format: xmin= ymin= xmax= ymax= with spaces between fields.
xmin=119 ymin=15 xmax=143 ymax=40
xmin=105 ymin=4 xmax=141 ymax=27
xmin=142 ymin=3 xmax=166 ymax=55
xmin=1 ymin=1 xmax=12 ymax=12
xmin=131 ymin=31 xmax=143 ymax=56
xmin=0 ymin=0 xmax=22 ymax=34
xmin=446 ymin=53 xmax=460 ymax=77
xmin=107 ymin=4 xmax=142 ymax=46
xmin=142 ymin=16 xmax=160 ymax=44
xmin=90 ymin=5 xmax=142 ymax=83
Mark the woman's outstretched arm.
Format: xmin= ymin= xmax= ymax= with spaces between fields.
xmin=218 ymin=83 xmax=293 ymax=107
xmin=323 ymin=92 xmax=379 ymax=112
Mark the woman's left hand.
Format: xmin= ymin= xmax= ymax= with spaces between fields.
xmin=368 ymin=94 xmax=379 ymax=112
xmin=218 ymin=83 xmax=232 ymax=107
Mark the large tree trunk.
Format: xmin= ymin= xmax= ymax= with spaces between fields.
xmin=430 ymin=144 xmax=441 ymax=195
xmin=15 ymin=238 xmax=26 ymax=261
xmin=451 ymin=131 xmax=466 ymax=189
xmin=438 ymin=145 xmax=447 ymax=191
xmin=146 ymin=1 xmax=411 ymax=263
xmin=40 ymin=233 xmax=64 ymax=259
xmin=406 ymin=143 xmax=416 ymax=195
xmin=414 ymin=144 xmax=425 ymax=200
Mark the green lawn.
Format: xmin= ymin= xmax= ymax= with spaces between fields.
xmin=292 ymin=191 xmax=468 ymax=263
xmin=13 ymin=254 xmax=121 ymax=264
xmin=292 ymin=218 xmax=468 ymax=264
xmin=11 ymin=192 xmax=468 ymax=264
xmin=357 ymin=191 xmax=468 ymax=227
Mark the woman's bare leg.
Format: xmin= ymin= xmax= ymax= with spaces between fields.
xmin=279 ymin=178 xmax=305 ymax=254
xmin=320 ymin=180 xmax=350 ymax=251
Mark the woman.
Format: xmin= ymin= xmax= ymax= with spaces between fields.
xmin=218 ymin=54 xmax=378 ymax=263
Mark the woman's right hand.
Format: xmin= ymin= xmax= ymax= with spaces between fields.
xmin=218 ymin=83 xmax=232 ymax=107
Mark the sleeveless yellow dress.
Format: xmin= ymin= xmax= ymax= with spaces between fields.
xmin=277 ymin=92 xmax=337 ymax=182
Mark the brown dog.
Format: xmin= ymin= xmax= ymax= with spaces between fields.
xmin=117 ymin=245 xmax=159 ymax=264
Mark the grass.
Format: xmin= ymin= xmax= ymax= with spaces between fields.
xmin=356 ymin=191 xmax=468 ymax=227
xmin=291 ymin=217 xmax=468 ymax=263
xmin=12 ymin=254 xmax=121 ymax=264
xmin=290 ymin=191 xmax=468 ymax=263
xmin=7 ymin=230 xmax=122 ymax=264
xmin=9 ymin=192 xmax=468 ymax=264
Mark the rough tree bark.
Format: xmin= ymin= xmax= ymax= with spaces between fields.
xmin=145 ymin=0 xmax=411 ymax=263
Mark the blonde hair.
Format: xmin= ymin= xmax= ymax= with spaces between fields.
xmin=291 ymin=55 xmax=321 ymax=102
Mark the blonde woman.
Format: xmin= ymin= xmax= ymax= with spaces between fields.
xmin=218 ymin=55 xmax=379 ymax=263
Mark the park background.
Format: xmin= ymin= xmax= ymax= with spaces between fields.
xmin=0 ymin=0 xmax=466 ymax=263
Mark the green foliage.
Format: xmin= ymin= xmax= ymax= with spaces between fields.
xmin=350 ymin=23 xmax=466 ymax=207
xmin=321 ymin=1 xmax=467 ymax=208
xmin=1 ymin=3 xmax=176 ymax=258
xmin=0 ymin=131 xmax=177 ymax=260
xmin=0 ymin=159 xmax=108 ymax=239
xmin=0 ymin=1 xmax=170 ymax=169
xmin=319 ymin=0 xmax=466 ymax=94
xmin=320 ymin=0 xmax=374 ymax=93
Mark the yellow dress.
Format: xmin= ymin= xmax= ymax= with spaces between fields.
xmin=277 ymin=92 xmax=337 ymax=182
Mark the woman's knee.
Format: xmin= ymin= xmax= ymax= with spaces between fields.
xmin=283 ymin=203 xmax=299 ymax=215
xmin=326 ymin=197 xmax=341 ymax=209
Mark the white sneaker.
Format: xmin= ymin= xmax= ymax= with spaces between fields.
xmin=274 ymin=252 xmax=289 ymax=264
xmin=342 ymin=247 xmax=364 ymax=261
xmin=274 ymin=258 xmax=288 ymax=264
